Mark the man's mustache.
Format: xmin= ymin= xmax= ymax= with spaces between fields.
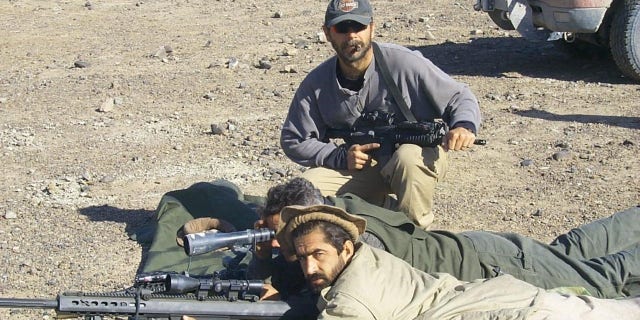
xmin=308 ymin=273 xmax=329 ymax=282
xmin=343 ymin=40 xmax=364 ymax=51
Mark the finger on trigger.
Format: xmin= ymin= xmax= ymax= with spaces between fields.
xmin=363 ymin=143 xmax=380 ymax=151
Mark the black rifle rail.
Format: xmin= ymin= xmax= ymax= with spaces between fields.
xmin=327 ymin=126 xmax=486 ymax=148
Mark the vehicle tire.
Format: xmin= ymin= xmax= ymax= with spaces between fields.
xmin=609 ymin=0 xmax=640 ymax=81
xmin=488 ymin=9 xmax=515 ymax=30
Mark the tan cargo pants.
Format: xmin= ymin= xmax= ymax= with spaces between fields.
xmin=301 ymin=144 xmax=448 ymax=229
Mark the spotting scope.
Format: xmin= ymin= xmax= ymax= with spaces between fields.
xmin=183 ymin=228 xmax=275 ymax=256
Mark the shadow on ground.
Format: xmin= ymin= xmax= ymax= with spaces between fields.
xmin=513 ymin=109 xmax=640 ymax=130
xmin=410 ymin=37 xmax=635 ymax=84
xmin=78 ymin=205 xmax=155 ymax=273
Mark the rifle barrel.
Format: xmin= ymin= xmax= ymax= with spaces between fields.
xmin=0 ymin=297 xmax=58 ymax=309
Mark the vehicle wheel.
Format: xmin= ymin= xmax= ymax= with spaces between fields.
xmin=609 ymin=0 xmax=640 ymax=81
xmin=488 ymin=9 xmax=515 ymax=30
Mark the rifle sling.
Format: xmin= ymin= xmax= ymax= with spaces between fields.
xmin=372 ymin=42 xmax=417 ymax=123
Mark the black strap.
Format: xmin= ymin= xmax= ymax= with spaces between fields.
xmin=372 ymin=42 xmax=417 ymax=122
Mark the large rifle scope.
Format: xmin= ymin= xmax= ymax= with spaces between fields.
xmin=165 ymin=273 xmax=264 ymax=301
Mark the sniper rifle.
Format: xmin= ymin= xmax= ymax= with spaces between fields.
xmin=0 ymin=271 xmax=316 ymax=320
xmin=0 ymin=229 xmax=315 ymax=319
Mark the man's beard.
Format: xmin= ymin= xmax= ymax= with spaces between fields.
xmin=332 ymin=37 xmax=372 ymax=63
xmin=306 ymin=258 xmax=347 ymax=293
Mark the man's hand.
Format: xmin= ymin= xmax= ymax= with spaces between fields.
xmin=443 ymin=127 xmax=476 ymax=151
xmin=347 ymin=143 xmax=380 ymax=170
xmin=253 ymin=219 xmax=273 ymax=260
xmin=183 ymin=217 xmax=236 ymax=234
xmin=260 ymin=283 xmax=281 ymax=301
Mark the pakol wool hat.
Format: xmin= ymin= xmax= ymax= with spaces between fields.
xmin=325 ymin=0 xmax=373 ymax=27
xmin=276 ymin=204 xmax=367 ymax=253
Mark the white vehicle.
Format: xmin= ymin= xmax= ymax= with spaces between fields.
xmin=474 ymin=0 xmax=640 ymax=81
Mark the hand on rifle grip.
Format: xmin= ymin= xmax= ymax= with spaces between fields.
xmin=443 ymin=127 xmax=476 ymax=151
xmin=347 ymin=143 xmax=380 ymax=170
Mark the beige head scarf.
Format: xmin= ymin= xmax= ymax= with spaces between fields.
xmin=276 ymin=204 xmax=367 ymax=257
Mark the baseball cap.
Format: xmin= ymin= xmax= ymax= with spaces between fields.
xmin=276 ymin=205 xmax=367 ymax=255
xmin=325 ymin=0 xmax=373 ymax=27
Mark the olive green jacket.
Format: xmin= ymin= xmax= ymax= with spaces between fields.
xmin=141 ymin=181 xmax=260 ymax=275
xmin=330 ymin=194 xmax=484 ymax=280
xmin=140 ymin=184 xmax=485 ymax=280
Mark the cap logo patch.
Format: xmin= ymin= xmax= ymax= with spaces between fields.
xmin=338 ymin=0 xmax=359 ymax=13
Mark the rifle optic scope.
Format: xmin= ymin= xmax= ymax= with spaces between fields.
xmin=165 ymin=274 xmax=263 ymax=301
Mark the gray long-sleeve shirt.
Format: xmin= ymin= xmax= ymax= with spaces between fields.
xmin=280 ymin=42 xmax=481 ymax=170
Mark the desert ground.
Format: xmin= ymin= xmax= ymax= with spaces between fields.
xmin=0 ymin=0 xmax=638 ymax=318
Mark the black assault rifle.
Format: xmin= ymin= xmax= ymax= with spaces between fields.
xmin=325 ymin=111 xmax=486 ymax=159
